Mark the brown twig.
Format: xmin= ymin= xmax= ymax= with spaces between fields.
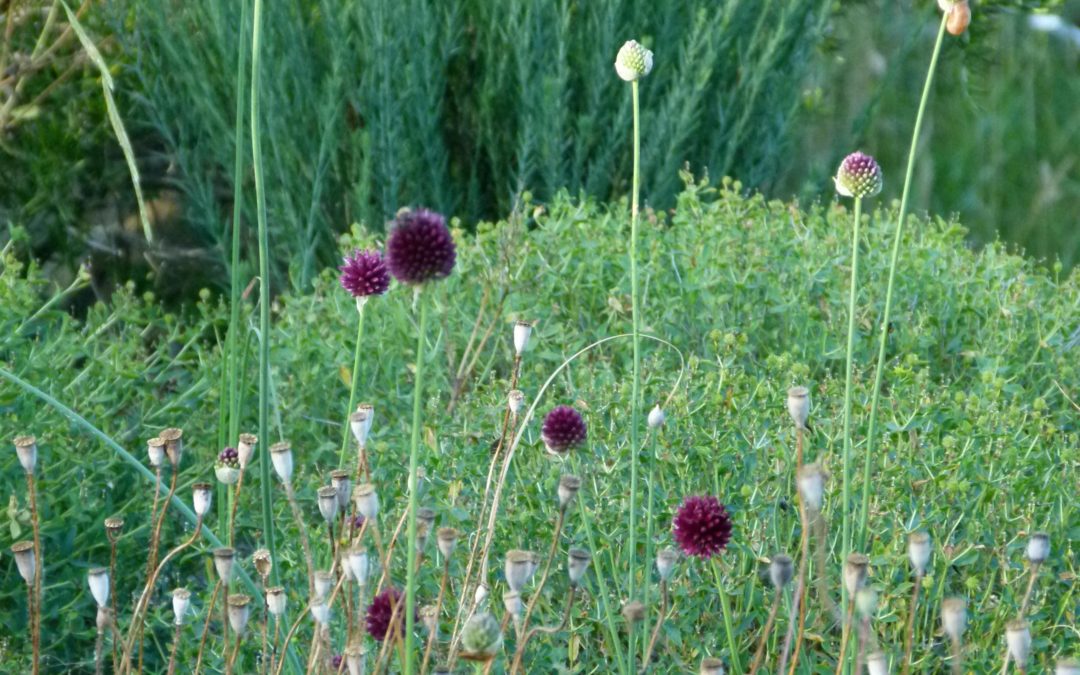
xmin=1018 ymin=563 xmax=1040 ymax=616
xmin=519 ymin=506 xmax=566 ymax=634
xmin=26 ymin=473 xmax=42 ymax=675
xmin=285 ymin=482 xmax=317 ymax=598
xmin=421 ymin=558 xmax=452 ymax=675
xmin=640 ymin=580 xmax=669 ymax=670
xmin=510 ymin=586 xmax=575 ymax=674
xmin=749 ymin=588 xmax=783 ymax=675
xmin=147 ymin=469 xmax=178 ymax=585
xmin=901 ymin=573 xmax=923 ymax=674
xmin=832 ymin=602 xmax=856 ymax=675
xmin=228 ymin=469 xmax=246 ymax=547
xmin=108 ymin=530 xmax=120 ymax=671
xmin=272 ymin=610 xmax=308 ymax=675
xmin=166 ymin=621 xmax=183 ymax=675
xmin=193 ymin=581 xmax=222 ymax=675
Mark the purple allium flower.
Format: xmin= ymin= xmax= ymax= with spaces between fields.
xmin=834 ymin=152 xmax=883 ymax=199
xmin=339 ymin=249 xmax=390 ymax=298
xmin=672 ymin=496 xmax=733 ymax=559
xmin=366 ymin=587 xmax=410 ymax=642
xmin=351 ymin=514 xmax=365 ymax=531
xmin=216 ymin=447 xmax=239 ymax=468
xmin=385 ymin=209 xmax=457 ymax=285
xmin=541 ymin=405 xmax=588 ymax=455
xmin=331 ymin=654 xmax=343 ymax=670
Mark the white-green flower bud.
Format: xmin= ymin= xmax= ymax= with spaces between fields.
xmin=615 ymin=40 xmax=654 ymax=82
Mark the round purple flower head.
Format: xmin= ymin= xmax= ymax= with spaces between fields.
xmin=216 ymin=447 xmax=239 ymax=468
xmin=834 ymin=151 xmax=883 ymax=199
xmin=385 ymin=208 xmax=457 ymax=285
xmin=541 ymin=405 xmax=587 ymax=455
xmin=672 ymin=495 xmax=733 ymax=559
xmin=330 ymin=654 xmax=343 ymax=670
xmin=339 ymin=249 xmax=390 ymax=298
xmin=351 ymin=514 xmax=365 ymax=531
xmin=366 ymin=587 xmax=410 ymax=642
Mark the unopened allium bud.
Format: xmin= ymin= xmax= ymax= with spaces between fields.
xmin=843 ymin=553 xmax=870 ymax=596
xmin=648 ymin=405 xmax=666 ymax=428
xmin=834 ymin=151 xmax=883 ymax=199
xmin=946 ymin=1 xmax=971 ymax=35
xmin=266 ymin=586 xmax=287 ymax=616
xmin=796 ymin=463 xmax=826 ymax=512
xmin=227 ymin=594 xmax=252 ymax=635
xmin=147 ymin=437 xmax=166 ymax=468
xmin=345 ymin=645 xmax=366 ymax=675
xmin=461 ymin=612 xmax=503 ymax=657
xmin=317 ymin=486 xmax=339 ymax=524
xmin=96 ymin=606 xmax=112 ymax=632
xmin=622 ymin=600 xmax=646 ymax=625
xmin=252 ymin=548 xmax=272 ymax=580
xmin=192 ymin=482 xmax=213 ymax=518
xmin=104 ymin=517 xmax=125 ymax=540
xmin=503 ymin=590 xmax=523 ymax=618
xmin=354 ymin=483 xmax=379 ymax=520
xmin=786 ymin=386 xmax=810 ymax=430
xmin=237 ymin=433 xmax=258 ymax=469
xmin=908 ymin=531 xmax=932 ymax=576
xmin=513 ymin=321 xmax=532 ymax=356
xmin=700 ymin=657 xmax=726 ymax=675
xmin=172 ymin=588 xmax=192 ymax=625
xmin=315 ymin=571 xmax=334 ymax=601
xmin=87 ymin=567 xmax=109 ymax=608
xmin=437 ymin=527 xmax=459 ymax=559
xmin=769 ymin=554 xmax=794 ymax=590
xmin=311 ymin=601 xmax=331 ymax=626
xmin=1057 ymin=658 xmax=1080 ymax=675
xmin=866 ymin=651 xmax=889 ymax=675
xmin=331 ymin=470 xmax=352 ymax=513
xmin=215 ymin=448 xmax=240 ymax=484
xmin=350 ymin=406 xmax=373 ymax=448
xmin=1026 ymin=531 xmax=1050 ymax=564
xmin=508 ymin=390 xmax=525 ymax=416
xmin=213 ymin=548 xmax=236 ymax=584
xmin=505 ymin=550 xmax=534 ymax=592
xmin=269 ymin=441 xmax=293 ymax=483
xmin=656 ymin=548 xmax=678 ymax=582
xmin=160 ymin=427 xmax=184 ymax=466
xmin=1005 ymin=620 xmax=1031 ymax=668
xmin=558 ymin=474 xmax=582 ymax=508
xmin=13 ymin=435 xmax=37 ymax=474
xmin=614 ymin=40 xmax=654 ymax=82
xmin=568 ymin=547 xmax=592 ymax=586
xmin=11 ymin=541 xmax=35 ymax=585
xmin=940 ymin=597 xmax=967 ymax=641
xmin=420 ymin=604 xmax=439 ymax=633
xmin=348 ymin=548 xmax=370 ymax=586
xmin=855 ymin=586 xmax=878 ymax=619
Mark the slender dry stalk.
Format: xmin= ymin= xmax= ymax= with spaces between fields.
xmin=259 ymin=599 xmax=270 ymax=675
xmin=1018 ymin=562 xmax=1041 ymax=615
xmin=373 ymin=592 xmax=409 ymax=675
xmin=272 ymin=610 xmax=307 ymax=675
xmin=510 ymin=586 xmax=576 ymax=674
xmin=228 ymin=468 xmax=246 ymax=547
xmin=166 ymin=621 xmax=183 ymax=675
xmin=949 ymin=636 xmax=963 ymax=675
xmin=833 ymin=602 xmax=856 ymax=675
xmin=95 ymin=625 xmax=106 ymax=675
xmin=193 ymin=581 xmax=222 ymax=674
xmin=107 ymin=529 xmax=120 ymax=670
xmin=640 ymin=580 xmax=669 ymax=670
xmin=519 ymin=506 xmax=566 ymax=633
xmin=749 ymin=588 xmax=783 ymax=675
xmin=421 ymin=558 xmax=452 ymax=675
xmin=267 ymin=614 xmax=281 ymax=675
xmin=26 ymin=472 xmax=43 ymax=675
xmin=901 ymin=573 xmax=923 ymax=674
xmin=147 ymin=468 xmax=178 ymax=581
xmin=284 ymin=482 xmax=317 ymax=597
xmin=855 ymin=616 xmax=869 ymax=674
xmin=148 ymin=465 xmax=163 ymax=560
xmin=225 ymin=631 xmax=244 ymax=674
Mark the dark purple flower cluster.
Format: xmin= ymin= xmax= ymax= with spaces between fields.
xmin=541 ymin=405 xmax=588 ymax=454
xmin=366 ymin=587 xmax=408 ymax=642
xmin=672 ymin=495 xmax=733 ymax=559
xmin=351 ymin=514 xmax=365 ymax=531
xmin=330 ymin=654 xmax=343 ymax=670
xmin=339 ymin=249 xmax=390 ymax=298
xmin=217 ymin=447 xmax=239 ymax=468
xmin=385 ymin=209 xmax=457 ymax=285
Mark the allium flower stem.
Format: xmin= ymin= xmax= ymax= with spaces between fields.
xmin=338 ymin=304 xmax=367 ymax=467
xmin=26 ymin=472 xmax=42 ymax=675
xmin=405 ymin=291 xmax=431 ymax=675
xmin=710 ymin=559 xmax=743 ymax=673
xmin=901 ymin=572 xmax=924 ymax=675
xmin=641 ymin=431 xmax=658 ymax=662
xmin=839 ymin=195 xmax=863 ymax=567
xmin=626 ymin=75 xmax=644 ymax=643
xmin=857 ymin=12 xmax=950 ymax=552
xmin=749 ymin=588 xmax=783 ymax=675
xmin=193 ymin=581 xmax=221 ymax=675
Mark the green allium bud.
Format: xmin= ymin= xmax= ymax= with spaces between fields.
xmin=615 ymin=40 xmax=654 ymax=82
xmin=461 ymin=612 xmax=503 ymax=657
xmin=834 ymin=152 xmax=883 ymax=199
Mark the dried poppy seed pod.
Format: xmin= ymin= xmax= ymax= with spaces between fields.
xmin=786 ymin=386 xmax=810 ymax=430
xmin=96 ymin=606 xmax=113 ymax=632
xmin=266 ymin=586 xmax=287 ymax=616
xmin=252 ymin=548 xmax=272 ymax=580
xmin=769 ymin=554 xmax=794 ymax=589
xmin=843 ymin=553 xmax=870 ymax=595
xmin=614 ymin=39 xmax=654 ymax=82
xmin=474 ymin=583 xmax=489 ymax=607
xmin=315 ymin=571 xmax=334 ymax=601
xmin=350 ymin=407 xmax=373 ymax=448
xmin=1005 ymin=620 xmax=1031 ymax=668
xmin=513 ymin=321 xmax=532 ymax=356
xmin=508 ymin=390 xmax=525 ymax=416
xmin=417 ymin=508 xmax=437 ymax=548
xmin=622 ymin=600 xmax=646 ymax=625
xmin=354 ymin=483 xmax=379 ymax=520
xmin=937 ymin=0 xmax=958 ymax=10
xmin=568 ymin=547 xmax=592 ymax=586
xmin=227 ymin=594 xmax=252 ymax=635
xmin=940 ymin=597 xmax=967 ymax=641
xmin=310 ymin=601 xmax=331 ymax=626
xmin=502 ymin=590 xmax=523 ymax=618
xmin=505 ymin=550 xmax=534 ymax=592
xmin=419 ymin=604 xmax=439 ymax=633
xmin=348 ymin=547 xmax=370 ymax=585
xmin=866 ymin=651 xmax=888 ymax=675
xmin=461 ymin=612 xmax=503 ymax=657
xmin=192 ymin=482 xmax=213 ymax=518
xmin=1026 ymin=531 xmax=1050 ymax=565
xmin=796 ymin=463 xmax=826 ymax=512
xmin=236 ymin=433 xmax=258 ymax=469
xmin=331 ymin=470 xmax=352 ymax=513
xmin=908 ymin=531 xmax=932 ymax=576
xmin=172 ymin=588 xmax=192 ymax=625
xmin=147 ymin=437 xmax=166 ymax=468
xmin=700 ymin=657 xmax=726 ymax=675
xmin=160 ymin=427 xmax=184 ymax=466
xmin=1057 ymin=658 xmax=1080 ymax=675
xmin=213 ymin=548 xmax=236 ymax=584
xmin=855 ymin=586 xmax=878 ymax=618
xmin=269 ymin=441 xmax=294 ymax=483
xmin=947 ymin=1 xmax=971 ymax=35
xmin=436 ymin=527 xmax=459 ymax=559
xmin=648 ymin=405 xmax=666 ymax=428
xmin=13 ymin=435 xmax=37 ymax=474
xmin=87 ymin=567 xmax=110 ymax=608
xmin=345 ymin=645 xmax=366 ymax=675
xmin=104 ymin=517 xmax=125 ymax=540
xmin=11 ymin=541 xmax=35 ymax=585
xmin=656 ymin=548 xmax=678 ymax=582
xmin=558 ymin=474 xmax=582 ymax=508
xmin=317 ymin=486 xmax=339 ymax=524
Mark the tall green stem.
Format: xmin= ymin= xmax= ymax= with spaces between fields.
xmin=250 ymin=0 xmax=277 ymax=582
xmin=404 ymin=290 xmax=430 ymax=675
xmin=840 ymin=197 xmax=863 ymax=566
xmin=627 ymin=76 xmax=643 ymax=670
xmin=227 ymin=0 xmax=250 ymax=445
xmin=641 ymin=430 xmax=657 ymax=663
xmin=711 ymin=560 xmax=742 ymax=673
xmin=857 ymin=14 xmax=949 ymax=551
xmin=338 ymin=302 xmax=366 ymax=467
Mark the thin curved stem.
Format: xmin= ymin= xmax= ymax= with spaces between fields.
xmin=338 ymin=303 xmax=366 ymax=467
xmin=833 ymin=603 xmax=856 ymax=675
xmin=712 ymin=560 xmax=743 ymax=674
xmin=510 ymin=586 xmax=576 ymax=674
xmin=519 ymin=507 xmax=566 ymax=634
xmin=284 ymin=483 xmax=316 ymax=598
xmin=194 ymin=581 xmax=222 ymax=675
xmin=749 ymin=589 xmax=783 ymax=675
xmin=228 ymin=469 xmax=246 ymax=547
xmin=273 ymin=611 xmax=307 ymax=675
xmin=840 ymin=196 xmax=863 ymax=564
xmin=404 ymin=290 xmax=430 ymax=675
xmin=640 ymin=580 xmax=668 ymax=670
xmin=901 ymin=573 xmax=922 ymax=675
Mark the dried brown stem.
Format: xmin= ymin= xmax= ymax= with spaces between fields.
xmin=749 ymin=588 xmax=783 ymax=675
xmin=272 ymin=610 xmax=308 ymax=675
xmin=510 ymin=586 xmax=575 ymax=675
xmin=421 ymin=558 xmax=452 ymax=675
xmin=26 ymin=473 xmax=42 ymax=675
xmin=147 ymin=468 xmax=177 ymax=584
xmin=193 ymin=581 xmax=222 ymax=675
xmin=901 ymin=573 xmax=923 ymax=675
xmin=519 ymin=507 xmax=566 ymax=634
xmin=166 ymin=621 xmax=182 ymax=675
xmin=640 ymin=580 xmax=669 ymax=671
xmin=285 ymin=482 xmax=316 ymax=598
xmin=108 ymin=535 xmax=120 ymax=671
xmin=833 ymin=602 xmax=855 ymax=675
xmin=1019 ymin=563 xmax=1040 ymax=616
xmin=228 ymin=469 xmax=246 ymax=547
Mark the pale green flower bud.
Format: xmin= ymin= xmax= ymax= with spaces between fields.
xmin=615 ymin=40 xmax=654 ymax=82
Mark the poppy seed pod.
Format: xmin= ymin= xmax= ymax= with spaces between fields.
xmin=614 ymin=39 xmax=654 ymax=82
xmin=834 ymin=151 xmax=883 ymax=199
xmin=269 ymin=441 xmax=294 ymax=483
xmin=865 ymin=651 xmax=888 ymax=675
xmin=700 ymin=657 xmax=726 ymax=675
xmin=461 ymin=612 xmax=503 ymax=657
xmin=345 ymin=645 xmax=366 ymax=675
xmin=311 ymin=601 xmax=331 ymax=626
xmin=558 ymin=474 xmax=582 ymax=508
xmin=13 ymin=435 xmax=37 ymax=474
xmin=317 ymin=486 xmax=339 ymax=524
xmin=160 ymin=427 xmax=184 ymax=466
xmin=227 ymin=594 xmax=252 ymax=635
xmin=513 ymin=321 xmax=532 ymax=356
xmin=213 ymin=548 xmax=236 ymax=584
xmin=354 ymin=483 xmax=379 ymax=520
xmin=474 ymin=583 xmax=489 ymax=606
xmin=417 ymin=508 xmax=437 ymax=543
xmin=437 ymin=527 xmax=459 ymax=559
xmin=1056 ymin=658 xmax=1080 ymax=675
xmin=192 ymin=482 xmax=213 ymax=518
xmin=855 ymin=586 xmax=878 ymax=619
xmin=315 ymin=571 xmax=335 ymax=601
xmin=508 ymin=390 xmax=525 ymax=416
xmin=505 ymin=550 xmax=534 ymax=592
xmin=147 ymin=437 xmax=166 ymax=468
xmin=769 ymin=554 xmax=794 ymax=590
xmin=568 ymin=547 xmax=592 ymax=586
xmin=503 ymin=590 xmax=523 ymax=618
xmin=252 ymin=548 xmax=272 ymax=580
xmin=908 ymin=531 xmax=932 ymax=576
xmin=648 ymin=405 xmax=666 ymax=428
xmin=11 ymin=541 xmax=35 ymax=585
xmin=622 ymin=600 xmax=646 ymax=625
xmin=331 ymin=470 xmax=352 ymax=513
xmin=348 ymin=548 xmax=370 ymax=586
xmin=786 ymin=386 xmax=810 ymax=430
xmin=266 ymin=586 xmax=287 ymax=616
xmin=104 ymin=517 xmax=125 ymax=540
xmin=1005 ymin=620 xmax=1031 ymax=668
xmin=350 ymin=407 xmax=373 ymax=448
xmin=419 ymin=604 xmax=439 ymax=633
xmin=1026 ymin=531 xmax=1050 ymax=564
xmin=172 ymin=587 xmax=192 ymax=625
xmin=843 ymin=553 xmax=870 ymax=596
xmin=656 ymin=548 xmax=678 ymax=582
xmin=236 ymin=433 xmax=258 ymax=469
xmin=796 ymin=463 xmax=826 ymax=512
xmin=940 ymin=597 xmax=967 ymax=641
xmin=87 ymin=567 xmax=109 ymax=608
xmin=947 ymin=1 xmax=971 ymax=35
